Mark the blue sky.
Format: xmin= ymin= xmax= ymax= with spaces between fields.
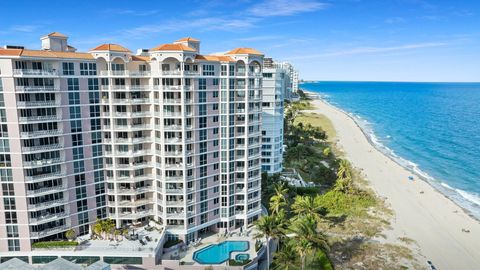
xmin=1 ymin=0 xmax=478 ymax=82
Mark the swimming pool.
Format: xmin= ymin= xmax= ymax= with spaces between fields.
xmin=193 ymin=241 xmax=249 ymax=264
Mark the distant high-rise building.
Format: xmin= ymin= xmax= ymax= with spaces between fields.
xmin=260 ymin=58 xmax=299 ymax=174
xmin=0 ymin=32 xmax=263 ymax=253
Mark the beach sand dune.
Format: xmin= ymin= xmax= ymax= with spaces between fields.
xmin=309 ymin=98 xmax=480 ymax=270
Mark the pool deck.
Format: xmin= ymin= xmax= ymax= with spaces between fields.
xmin=162 ymin=226 xmax=261 ymax=266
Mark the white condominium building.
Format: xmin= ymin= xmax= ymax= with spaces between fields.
xmin=260 ymin=58 xmax=300 ymax=174
xmin=0 ymin=32 xmax=263 ymax=254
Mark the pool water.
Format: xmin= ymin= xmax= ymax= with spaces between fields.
xmin=235 ymin=253 xmax=250 ymax=261
xmin=193 ymin=241 xmax=249 ymax=264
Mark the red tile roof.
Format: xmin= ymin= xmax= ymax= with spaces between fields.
xmin=0 ymin=48 xmax=93 ymax=59
xmin=150 ymin=44 xmax=196 ymax=52
xmin=46 ymin=32 xmax=68 ymax=38
xmin=176 ymin=37 xmax=200 ymax=42
xmin=91 ymin=44 xmax=131 ymax=52
xmin=226 ymin=48 xmax=263 ymax=55
xmin=195 ymin=55 xmax=235 ymax=62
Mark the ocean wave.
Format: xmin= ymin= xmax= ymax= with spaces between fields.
xmin=319 ymin=96 xmax=480 ymax=218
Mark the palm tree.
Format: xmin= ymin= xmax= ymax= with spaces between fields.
xmin=294 ymin=239 xmax=313 ymax=270
xmin=254 ymin=215 xmax=285 ymax=270
xmin=93 ymin=222 xmax=103 ymax=239
xmin=273 ymin=240 xmax=297 ymax=270
xmin=269 ymin=195 xmax=287 ymax=215
xmin=335 ymin=159 xmax=354 ymax=193
xmin=290 ymin=216 xmax=330 ymax=270
xmin=291 ymin=195 xmax=327 ymax=223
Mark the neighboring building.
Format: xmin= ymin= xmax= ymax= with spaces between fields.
xmin=0 ymin=32 xmax=263 ymax=259
xmin=260 ymin=58 xmax=299 ymax=175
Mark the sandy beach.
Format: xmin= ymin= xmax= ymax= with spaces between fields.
xmin=307 ymin=97 xmax=480 ymax=270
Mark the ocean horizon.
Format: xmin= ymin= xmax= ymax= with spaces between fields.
xmin=301 ymin=81 xmax=480 ymax=219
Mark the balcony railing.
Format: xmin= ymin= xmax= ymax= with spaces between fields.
xmin=19 ymin=114 xmax=62 ymax=122
xmin=24 ymin=156 xmax=64 ymax=167
xmin=25 ymin=171 xmax=65 ymax=182
xmin=15 ymin=86 xmax=59 ymax=92
xmin=29 ymin=210 xmax=68 ymax=223
xmin=20 ymin=129 xmax=63 ymax=138
xmin=17 ymin=100 xmax=61 ymax=107
xmin=26 ymin=184 xmax=66 ymax=196
xmin=30 ymin=222 xmax=70 ymax=238
xmin=22 ymin=143 xmax=63 ymax=152
xmin=28 ymin=198 xmax=66 ymax=210
xmin=13 ymin=69 xmax=59 ymax=76
xmin=162 ymin=70 xmax=181 ymax=76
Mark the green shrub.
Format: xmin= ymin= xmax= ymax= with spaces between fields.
xmin=32 ymin=241 xmax=78 ymax=249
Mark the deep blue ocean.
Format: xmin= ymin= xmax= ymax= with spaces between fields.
xmin=301 ymin=81 xmax=480 ymax=218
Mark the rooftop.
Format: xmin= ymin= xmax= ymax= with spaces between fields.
xmin=90 ymin=44 xmax=131 ymax=52
xmin=46 ymin=32 xmax=68 ymax=38
xmin=175 ymin=37 xmax=200 ymax=42
xmin=150 ymin=43 xmax=196 ymax=52
xmin=226 ymin=48 xmax=263 ymax=56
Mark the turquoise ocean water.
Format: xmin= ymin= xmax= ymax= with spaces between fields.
xmin=301 ymin=81 xmax=480 ymax=219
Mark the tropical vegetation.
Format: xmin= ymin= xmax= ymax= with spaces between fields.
xmin=256 ymin=98 xmax=418 ymax=269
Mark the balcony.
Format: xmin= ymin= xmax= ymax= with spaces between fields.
xmin=184 ymin=71 xmax=200 ymax=76
xmin=13 ymin=69 xmax=59 ymax=77
xmin=164 ymin=188 xmax=184 ymax=194
xmin=112 ymin=98 xmax=151 ymax=104
xmin=25 ymin=171 xmax=65 ymax=182
xmin=22 ymin=143 xmax=63 ymax=153
xmin=164 ymin=137 xmax=182 ymax=144
xmin=15 ymin=85 xmax=59 ymax=92
xmin=28 ymin=198 xmax=66 ymax=210
xmin=20 ymin=129 xmax=63 ymax=138
xmin=163 ymin=111 xmax=182 ymax=117
xmin=118 ymin=209 xmax=153 ymax=219
xmin=112 ymin=186 xmax=153 ymax=195
xmin=29 ymin=211 xmax=68 ymax=224
xmin=161 ymin=70 xmax=181 ymax=76
xmin=30 ymin=222 xmax=71 ymax=238
xmin=164 ymin=175 xmax=184 ymax=181
xmin=24 ymin=156 xmax=64 ymax=168
xmin=19 ymin=114 xmax=62 ymax=122
xmin=26 ymin=184 xmax=67 ymax=196
xmin=164 ymin=124 xmax=182 ymax=131
xmin=166 ymin=200 xmax=184 ymax=206
xmin=17 ymin=100 xmax=61 ymax=108
xmin=163 ymin=99 xmax=182 ymax=104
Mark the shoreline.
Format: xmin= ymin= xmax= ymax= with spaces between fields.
xmin=312 ymin=92 xmax=480 ymax=222
xmin=301 ymin=92 xmax=480 ymax=269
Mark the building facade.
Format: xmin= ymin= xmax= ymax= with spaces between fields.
xmin=0 ymin=33 xmax=263 ymax=253
xmin=260 ymin=58 xmax=299 ymax=174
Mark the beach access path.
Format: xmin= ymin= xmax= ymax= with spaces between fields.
xmin=307 ymin=98 xmax=480 ymax=270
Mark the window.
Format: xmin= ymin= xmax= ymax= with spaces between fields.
xmin=5 ymin=212 xmax=17 ymax=224
xmin=80 ymin=63 xmax=97 ymax=75
xmin=67 ymin=78 xmax=79 ymax=91
xmin=263 ymin=72 xmax=272 ymax=78
xmin=62 ymin=62 xmax=74 ymax=75
xmin=3 ymin=198 xmax=15 ymax=210
xmin=6 ymin=225 xmax=18 ymax=237
xmin=8 ymin=239 xmax=20 ymax=251
xmin=199 ymin=78 xmax=206 ymax=90
xmin=202 ymin=65 xmax=214 ymax=76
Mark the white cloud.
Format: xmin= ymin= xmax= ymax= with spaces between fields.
xmin=123 ymin=17 xmax=258 ymax=37
xmin=286 ymin=42 xmax=447 ymax=60
xmin=103 ymin=9 xmax=159 ymax=16
xmin=385 ymin=17 xmax=406 ymax=24
xmin=10 ymin=25 xmax=39 ymax=32
xmin=249 ymin=0 xmax=327 ymax=17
